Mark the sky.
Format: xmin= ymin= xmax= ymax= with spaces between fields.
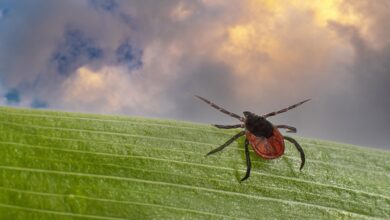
xmin=0 ymin=0 xmax=389 ymax=149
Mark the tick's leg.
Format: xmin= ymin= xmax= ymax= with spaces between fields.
xmin=284 ymin=136 xmax=305 ymax=170
xmin=240 ymin=139 xmax=251 ymax=182
xmin=195 ymin=95 xmax=245 ymax=122
xmin=276 ymin=125 xmax=297 ymax=133
xmin=206 ymin=131 xmax=245 ymax=156
xmin=262 ymin=99 xmax=310 ymax=118
xmin=213 ymin=124 xmax=244 ymax=129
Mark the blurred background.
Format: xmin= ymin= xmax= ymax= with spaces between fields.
xmin=0 ymin=0 xmax=389 ymax=149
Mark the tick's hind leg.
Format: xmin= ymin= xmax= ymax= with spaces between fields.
xmin=213 ymin=124 xmax=244 ymax=129
xmin=283 ymin=136 xmax=305 ymax=170
xmin=276 ymin=125 xmax=297 ymax=133
xmin=240 ymin=139 xmax=251 ymax=182
xmin=206 ymin=131 xmax=245 ymax=156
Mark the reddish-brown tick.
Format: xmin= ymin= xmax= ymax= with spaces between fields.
xmin=196 ymin=96 xmax=310 ymax=182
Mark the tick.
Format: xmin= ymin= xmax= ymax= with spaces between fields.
xmin=196 ymin=95 xmax=310 ymax=182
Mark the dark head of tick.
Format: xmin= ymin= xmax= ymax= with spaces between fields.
xmin=243 ymin=111 xmax=274 ymax=138
xmin=196 ymin=95 xmax=310 ymax=182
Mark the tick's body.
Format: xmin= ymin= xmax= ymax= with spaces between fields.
xmin=246 ymin=127 xmax=285 ymax=159
xmin=244 ymin=112 xmax=285 ymax=159
xmin=196 ymin=95 xmax=309 ymax=182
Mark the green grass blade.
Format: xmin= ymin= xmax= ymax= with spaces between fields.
xmin=0 ymin=106 xmax=389 ymax=219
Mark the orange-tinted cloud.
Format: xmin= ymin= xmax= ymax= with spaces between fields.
xmin=212 ymin=0 xmax=364 ymax=98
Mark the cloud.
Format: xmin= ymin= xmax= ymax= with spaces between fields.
xmin=88 ymin=0 xmax=118 ymax=13
xmin=116 ymin=41 xmax=143 ymax=70
xmin=56 ymin=66 xmax=159 ymax=115
xmin=52 ymin=28 xmax=104 ymax=76
xmin=327 ymin=18 xmax=390 ymax=147
xmin=0 ymin=0 xmax=390 ymax=148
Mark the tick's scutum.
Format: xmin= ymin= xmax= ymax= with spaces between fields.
xmin=243 ymin=111 xmax=273 ymax=138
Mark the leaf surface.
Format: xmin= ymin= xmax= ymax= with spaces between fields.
xmin=0 ymin=106 xmax=389 ymax=219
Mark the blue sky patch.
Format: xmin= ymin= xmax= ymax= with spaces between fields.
xmin=116 ymin=42 xmax=143 ymax=70
xmin=0 ymin=8 xmax=10 ymax=20
xmin=5 ymin=88 xmax=20 ymax=104
xmin=52 ymin=28 xmax=104 ymax=76
xmin=89 ymin=0 xmax=118 ymax=13
xmin=31 ymin=99 xmax=47 ymax=108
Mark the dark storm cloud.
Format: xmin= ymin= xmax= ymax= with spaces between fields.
xmin=324 ymin=21 xmax=390 ymax=148
xmin=303 ymin=1 xmax=390 ymax=149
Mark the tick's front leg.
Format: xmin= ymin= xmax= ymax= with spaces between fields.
xmin=276 ymin=125 xmax=297 ymax=133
